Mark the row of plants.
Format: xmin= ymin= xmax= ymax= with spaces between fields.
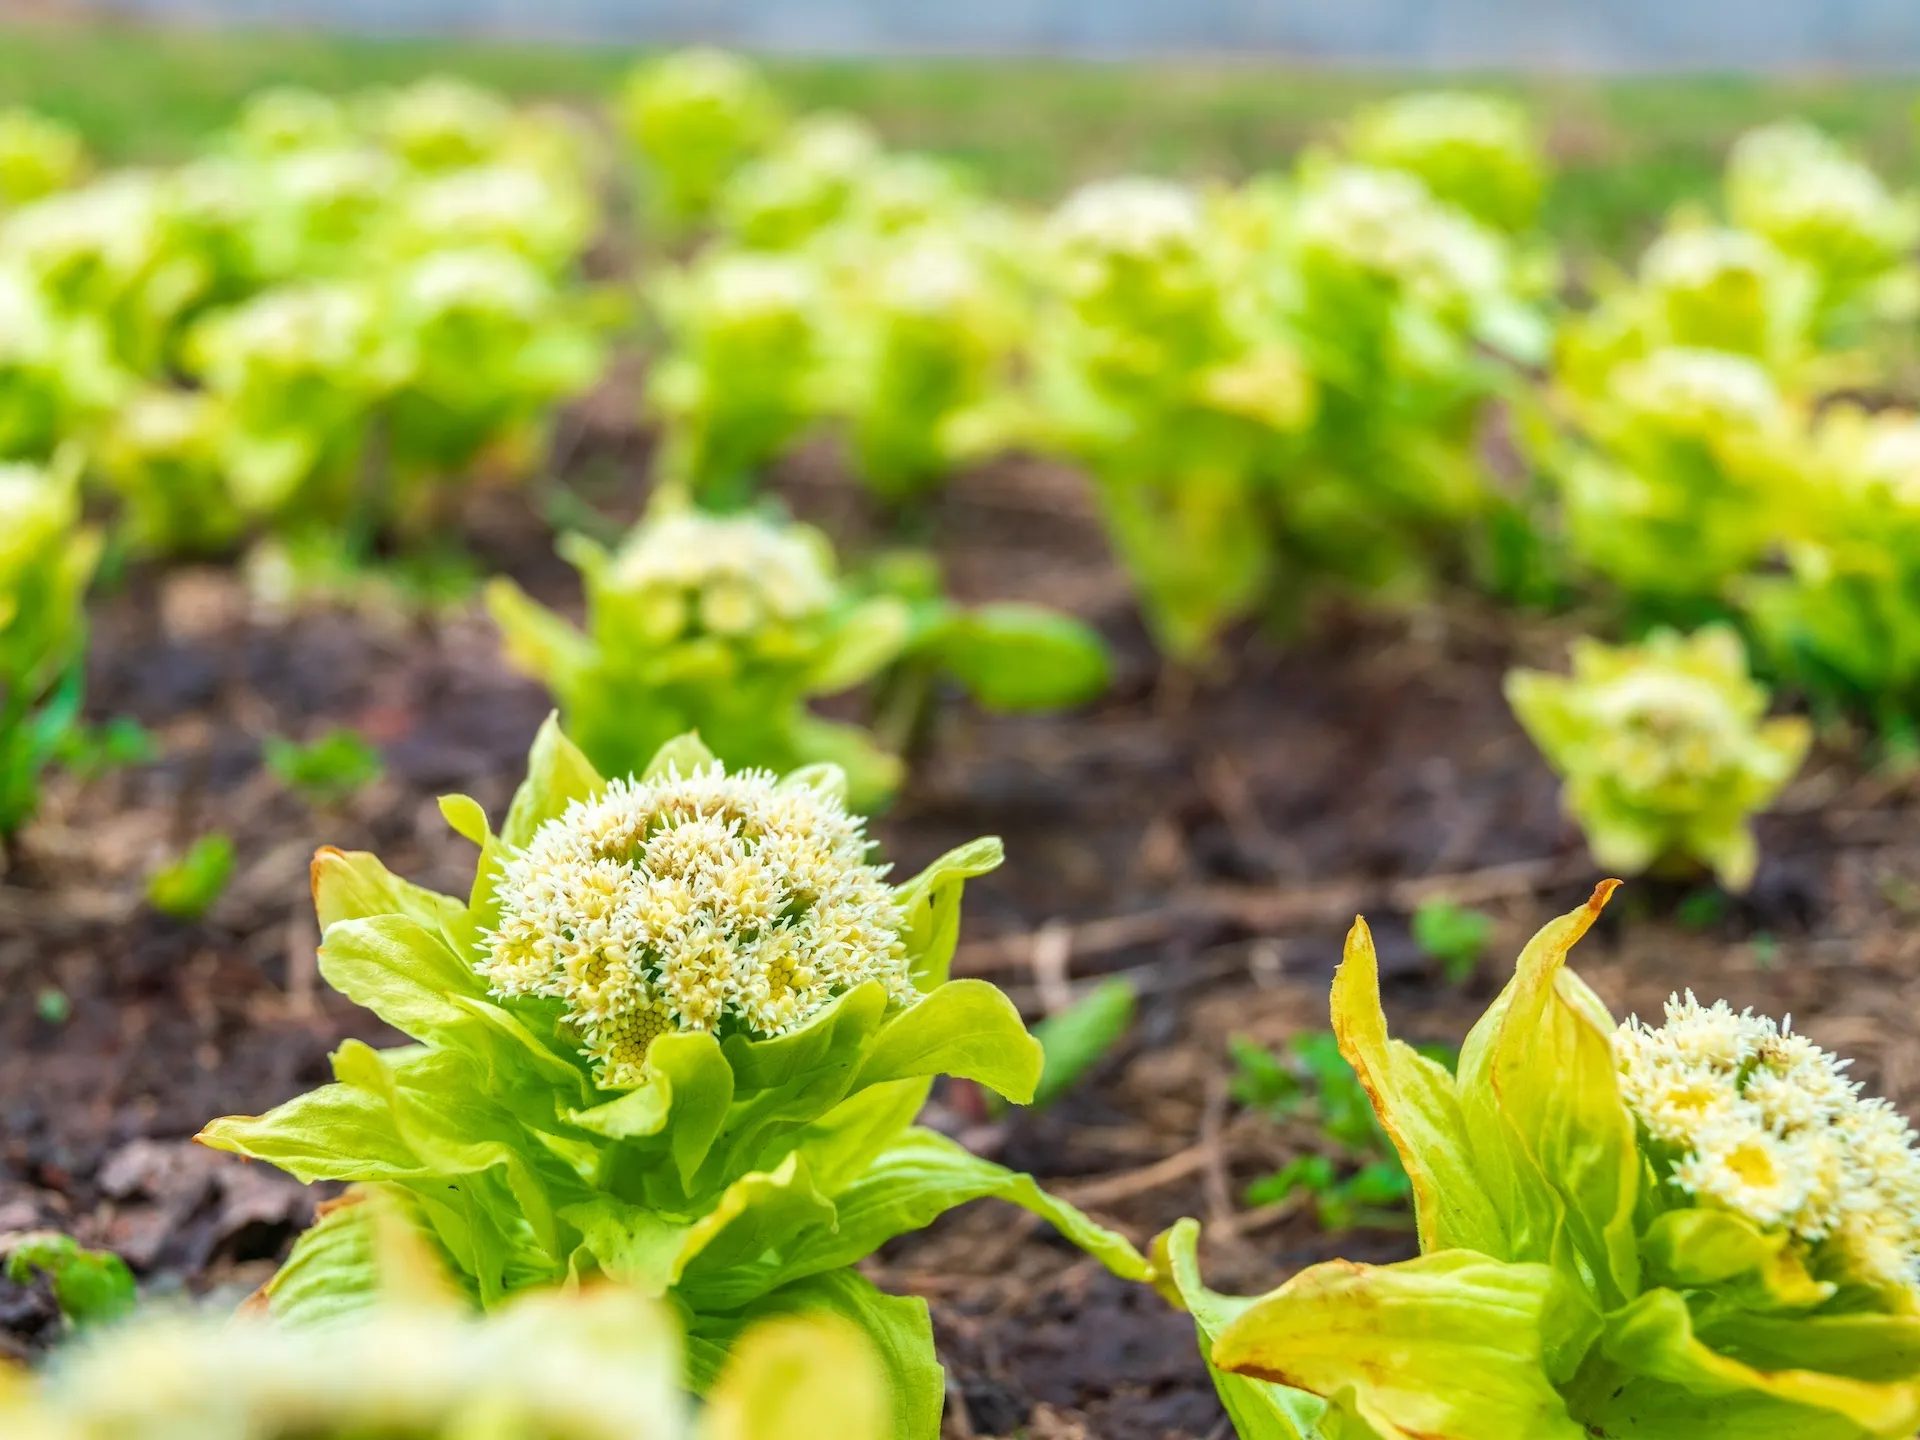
xmin=616 ymin=51 xmax=1920 ymax=893
xmin=10 ymin=54 xmax=1920 ymax=888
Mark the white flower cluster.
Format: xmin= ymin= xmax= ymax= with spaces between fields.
xmin=1727 ymin=121 xmax=1913 ymax=267
xmin=1610 ymin=346 xmax=1781 ymax=437
xmin=480 ymin=762 xmax=911 ymax=1087
xmin=876 ymin=235 xmax=986 ymax=318
xmin=1585 ymin=665 xmax=1752 ymax=799
xmin=1049 ymin=178 xmax=1204 ymax=260
xmin=1618 ymin=992 xmax=1920 ymax=1296
xmin=608 ymin=509 xmax=835 ymax=646
xmin=1294 ymin=165 xmax=1506 ymax=307
xmin=28 ymin=1283 xmax=683 ymax=1440
xmin=694 ymin=251 xmax=818 ymax=327
xmin=1639 ymin=226 xmax=1789 ymax=301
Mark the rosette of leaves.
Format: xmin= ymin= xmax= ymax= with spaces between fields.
xmin=384 ymin=247 xmax=605 ymax=505
xmin=0 ymin=108 xmax=88 ymax=210
xmin=488 ymin=506 xmax=912 ymax=809
xmin=1251 ymin=161 xmax=1547 ymax=607
xmin=0 ymin=172 xmax=207 ymax=377
xmin=1506 ymin=625 xmax=1810 ymax=890
xmin=817 ymin=229 xmax=1024 ymax=503
xmin=1557 ymin=224 xmax=1820 ymax=398
xmin=647 ymin=249 xmax=825 ymax=506
xmin=615 ymin=48 xmax=784 ymax=233
xmin=1157 ymin=884 xmax=1920 ymax=1440
xmin=91 ymin=387 xmax=244 ymax=557
xmin=1551 ymin=345 xmax=1805 ymax=615
xmin=361 ymin=75 xmax=519 ymax=174
xmin=717 ymin=113 xmax=882 ymax=252
xmin=0 ymin=459 xmax=99 ymax=834
xmin=1343 ymin=90 xmax=1546 ymax=236
xmin=3 ymin=1200 xmax=893 ymax=1440
xmin=1725 ymin=121 xmax=1919 ymax=324
xmin=1031 ymin=176 xmax=1315 ymax=661
xmin=227 ymin=87 xmax=355 ymax=159
xmin=1741 ymin=405 xmax=1920 ymax=732
xmin=241 ymin=146 xmax=403 ymax=283
xmin=388 ymin=162 xmax=599 ymax=277
xmin=0 ymin=264 xmax=125 ymax=463
xmin=200 ymin=722 xmax=1146 ymax=1437
xmin=185 ymin=280 xmax=405 ymax=525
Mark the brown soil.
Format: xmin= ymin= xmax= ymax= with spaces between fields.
xmin=5 ymin=424 xmax=1919 ymax=1440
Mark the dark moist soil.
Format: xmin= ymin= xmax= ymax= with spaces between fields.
xmin=6 ymin=419 xmax=1920 ymax=1440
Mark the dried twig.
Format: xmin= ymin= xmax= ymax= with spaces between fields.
xmin=1199 ymin=1073 xmax=1237 ymax=1241
xmin=1029 ymin=919 xmax=1075 ymax=1016
xmin=1052 ymin=1143 xmax=1209 ymax=1208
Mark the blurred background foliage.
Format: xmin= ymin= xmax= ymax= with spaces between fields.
xmin=1 ymin=27 xmax=1917 ymax=260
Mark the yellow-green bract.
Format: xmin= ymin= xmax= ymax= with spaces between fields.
xmin=1 ymin=1204 xmax=893 ymax=1440
xmin=1505 ymin=625 xmax=1809 ymax=891
xmin=1156 ymin=884 xmax=1920 ymax=1440
xmin=0 ymin=458 xmax=99 ymax=834
xmin=198 ymin=720 xmax=1146 ymax=1439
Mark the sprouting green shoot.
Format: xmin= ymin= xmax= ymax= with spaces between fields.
xmin=56 ymin=717 xmax=158 ymax=781
xmin=1411 ymin=897 xmax=1495 ymax=984
xmin=1030 ymin=977 xmax=1137 ymax=1110
xmin=265 ymin=727 xmax=384 ymax=805
xmin=1232 ymin=1030 xmax=1453 ymax=1229
xmin=2 ymin=1232 xmax=137 ymax=1329
xmin=145 ymin=832 xmax=237 ymax=920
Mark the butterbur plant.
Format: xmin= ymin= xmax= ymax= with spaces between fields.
xmin=2 ymin=1207 xmax=890 ymax=1440
xmin=1741 ymin=405 xmax=1920 ymax=733
xmin=1033 ymin=177 xmax=1314 ymax=660
xmin=646 ymin=250 xmax=823 ymax=506
xmin=384 ymin=246 xmax=605 ymax=500
xmin=488 ymin=505 xmax=913 ymax=809
xmin=91 ymin=387 xmax=244 ymax=557
xmin=0 ymin=108 xmax=88 ymax=210
xmin=0 ymin=459 xmax=99 ymax=835
xmin=819 ymin=230 xmax=1023 ymax=504
xmin=1343 ymin=90 xmax=1546 ymax=236
xmin=1552 ymin=346 xmax=1804 ymax=615
xmin=199 ymin=722 xmax=1146 ymax=1435
xmin=185 ymin=280 xmax=404 ymax=525
xmin=1507 ymin=626 xmax=1809 ymax=891
xmin=616 ymin=48 xmax=783 ymax=233
xmin=1158 ymin=885 xmax=1920 ymax=1440
xmin=1725 ymin=120 xmax=1918 ymax=324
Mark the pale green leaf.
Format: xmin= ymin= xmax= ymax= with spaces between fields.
xmin=317 ymin=914 xmax=489 ymax=1044
xmin=1149 ymin=1219 xmax=1330 ymax=1440
xmin=196 ymin=1082 xmax=430 ymax=1184
xmin=1212 ymin=1250 xmax=1588 ymax=1440
xmin=854 ymin=979 xmax=1044 ymax=1103
xmin=702 ymin=1311 xmax=890 ymax=1440
xmin=892 ymin=837 xmax=1004 ymax=988
xmin=1591 ymin=1288 xmax=1920 ymax=1438
xmin=769 ymin=1126 xmax=1148 ymax=1289
xmin=501 ymin=713 xmax=604 ymax=849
